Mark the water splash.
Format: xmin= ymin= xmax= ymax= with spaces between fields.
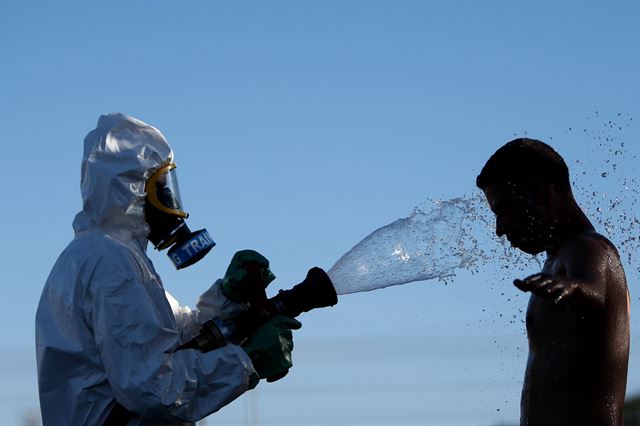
xmin=565 ymin=111 xmax=639 ymax=273
xmin=328 ymin=197 xmax=485 ymax=294
xmin=328 ymin=194 xmax=540 ymax=295
xmin=328 ymin=112 xmax=639 ymax=295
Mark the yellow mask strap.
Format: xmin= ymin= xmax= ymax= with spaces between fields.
xmin=145 ymin=163 xmax=189 ymax=218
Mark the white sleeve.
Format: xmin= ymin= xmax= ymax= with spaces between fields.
xmin=194 ymin=279 xmax=251 ymax=321
xmin=165 ymin=279 xmax=250 ymax=341
xmin=90 ymin=251 xmax=258 ymax=422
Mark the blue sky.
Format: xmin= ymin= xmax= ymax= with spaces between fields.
xmin=1 ymin=1 xmax=638 ymax=425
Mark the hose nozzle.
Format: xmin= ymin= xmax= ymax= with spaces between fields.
xmin=174 ymin=267 xmax=338 ymax=353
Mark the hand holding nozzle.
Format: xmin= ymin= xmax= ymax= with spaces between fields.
xmin=172 ymin=267 xmax=338 ymax=355
xmin=243 ymin=315 xmax=302 ymax=382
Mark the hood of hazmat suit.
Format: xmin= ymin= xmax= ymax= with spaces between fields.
xmin=36 ymin=113 xmax=258 ymax=426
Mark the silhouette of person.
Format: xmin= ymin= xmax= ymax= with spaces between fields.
xmin=476 ymin=138 xmax=630 ymax=426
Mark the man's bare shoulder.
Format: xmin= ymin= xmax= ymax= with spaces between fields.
xmin=560 ymin=230 xmax=621 ymax=261
xmin=559 ymin=230 xmax=628 ymax=294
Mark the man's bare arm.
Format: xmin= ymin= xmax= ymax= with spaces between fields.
xmin=513 ymin=234 xmax=608 ymax=309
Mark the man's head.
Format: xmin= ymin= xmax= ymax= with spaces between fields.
xmin=476 ymin=138 xmax=575 ymax=254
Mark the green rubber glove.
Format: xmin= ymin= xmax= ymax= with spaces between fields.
xmin=221 ymin=250 xmax=276 ymax=303
xmin=242 ymin=316 xmax=302 ymax=382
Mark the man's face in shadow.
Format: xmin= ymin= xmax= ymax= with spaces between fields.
xmin=483 ymin=182 xmax=552 ymax=255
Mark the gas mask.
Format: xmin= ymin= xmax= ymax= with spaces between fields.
xmin=145 ymin=163 xmax=215 ymax=269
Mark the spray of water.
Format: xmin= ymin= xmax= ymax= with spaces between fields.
xmin=327 ymin=197 xmax=487 ymax=295
xmin=327 ymin=193 xmax=541 ymax=295
xmin=565 ymin=112 xmax=639 ymax=270
xmin=328 ymin=113 xmax=639 ymax=296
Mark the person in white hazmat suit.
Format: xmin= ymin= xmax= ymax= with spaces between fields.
xmin=36 ymin=113 xmax=301 ymax=425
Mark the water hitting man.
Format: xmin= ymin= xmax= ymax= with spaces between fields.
xmin=476 ymin=139 xmax=630 ymax=426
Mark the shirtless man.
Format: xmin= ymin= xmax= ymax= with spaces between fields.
xmin=476 ymin=138 xmax=630 ymax=426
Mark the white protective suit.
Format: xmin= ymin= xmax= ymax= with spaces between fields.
xmin=36 ymin=113 xmax=259 ymax=425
